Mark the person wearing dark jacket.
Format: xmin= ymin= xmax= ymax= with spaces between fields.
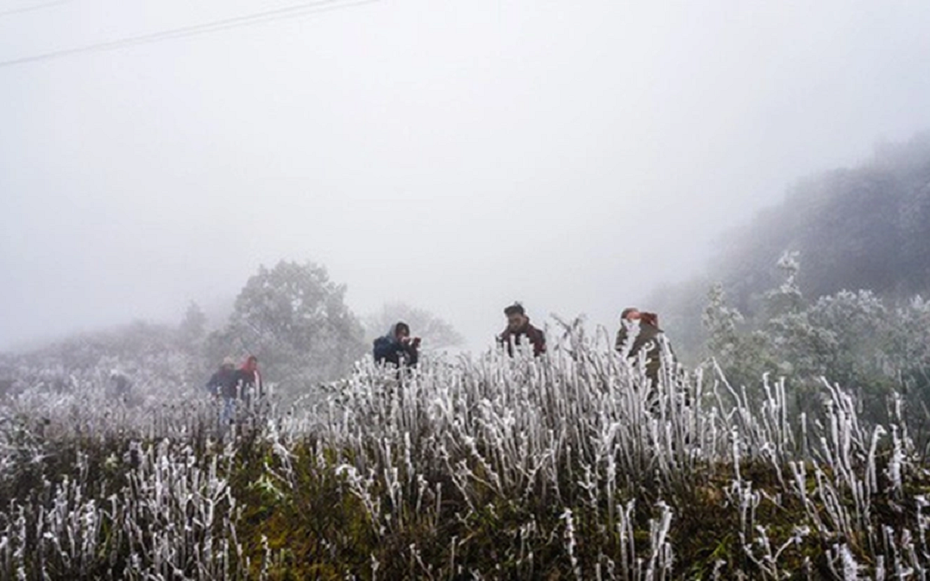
xmin=110 ymin=369 xmax=132 ymax=400
xmin=206 ymin=357 xmax=237 ymax=397
xmin=499 ymin=303 xmax=546 ymax=356
xmin=615 ymin=308 xmax=670 ymax=386
xmin=373 ymin=322 xmax=420 ymax=367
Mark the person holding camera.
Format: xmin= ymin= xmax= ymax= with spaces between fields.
xmin=373 ymin=322 xmax=421 ymax=367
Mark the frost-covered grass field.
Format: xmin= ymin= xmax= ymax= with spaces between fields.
xmin=1 ymin=325 xmax=929 ymax=579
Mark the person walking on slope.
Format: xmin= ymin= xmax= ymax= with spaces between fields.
xmin=499 ymin=303 xmax=546 ymax=356
xmin=206 ymin=357 xmax=237 ymax=397
xmin=373 ymin=322 xmax=421 ymax=367
xmin=233 ymin=355 xmax=263 ymax=403
xmin=615 ymin=308 xmax=671 ymax=387
xmin=110 ymin=369 xmax=132 ymax=401
xmin=208 ymin=357 xmax=240 ymax=431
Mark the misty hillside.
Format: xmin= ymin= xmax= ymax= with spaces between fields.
xmin=720 ymin=133 xmax=930 ymax=305
xmin=654 ymin=133 xmax=930 ymax=359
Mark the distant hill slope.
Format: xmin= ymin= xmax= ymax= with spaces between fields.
xmin=720 ymin=133 xmax=930 ymax=307
xmin=653 ymin=133 xmax=930 ymax=360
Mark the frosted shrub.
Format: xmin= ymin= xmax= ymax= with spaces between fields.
xmin=1 ymin=318 xmax=929 ymax=578
xmin=0 ymin=440 xmax=244 ymax=579
xmin=315 ymin=322 xmax=929 ymax=578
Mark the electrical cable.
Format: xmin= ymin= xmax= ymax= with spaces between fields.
xmin=0 ymin=0 xmax=73 ymax=18
xmin=0 ymin=0 xmax=379 ymax=69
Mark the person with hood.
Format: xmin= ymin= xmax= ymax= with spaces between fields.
xmin=615 ymin=308 xmax=671 ymax=386
xmin=499 ymin=303 xmax=546 ymax=357
xmin=373 ymin=322 xmax=420 ymax=367
xmin=206 ymin=357 xmax=237 ymax=397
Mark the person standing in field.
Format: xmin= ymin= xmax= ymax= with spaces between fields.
xmin=233 ymin=355 xmax=263 ymax=402
xmin=373 ymin=322 xmax=421 ymax=368
xmin=206 ymin=357 xmax=237 ymax=397
xmin=615 ymin=308 xmax=671 ymax=387
xmin=499 ymin=303 xmax=546 ymax=356
xmin=110 ymin=369 xmax=132 ymax=401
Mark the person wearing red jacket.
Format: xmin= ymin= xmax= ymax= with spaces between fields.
xmin=233 ymin=355 xmax=263 ymax=402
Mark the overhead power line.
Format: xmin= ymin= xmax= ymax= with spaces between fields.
xmin=0 ymin=0 xmax=73 ymax=17
xmin=0 ymin=0 xmax=378 ymax=69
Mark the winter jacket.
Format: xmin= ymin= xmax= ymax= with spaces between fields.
xmin=373 ymin=324 xmax=419 ymax=367
xmin=232 ymin=367 xmax=262 ymax=399
xmin=615 ymin=321 xmax=668 ymax=384
xmin=499 ymin=320 xmax=546 ymax=357
xmin=206 ymin=368 xmax=238 ymax=398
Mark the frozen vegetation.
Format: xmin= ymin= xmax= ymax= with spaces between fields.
xmin=1 ymin=319 xmax=929 ymax=579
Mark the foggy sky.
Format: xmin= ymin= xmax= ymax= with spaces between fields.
xmin=2 ymin=0 xmax=930 ymax=352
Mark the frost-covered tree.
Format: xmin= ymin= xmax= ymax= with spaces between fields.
xmin=703 ymin=252 xmax=930 ymax=423
xmin=702 ymin=283 xmax=743 ymax=361
xmin=363 ymin=302 xmax=464 ymax=351
xmin=764 ymin=251 xmax=805 ymax=318
xmin=762 ymin=252 xmax=837 ymax=380
xmin=703 ymin=282 xmax=776 ymax=394
xmin=654 ymin=135 xmax=930 ymax=360
xmin=206 ymin=260 xmax=366 ymax=398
